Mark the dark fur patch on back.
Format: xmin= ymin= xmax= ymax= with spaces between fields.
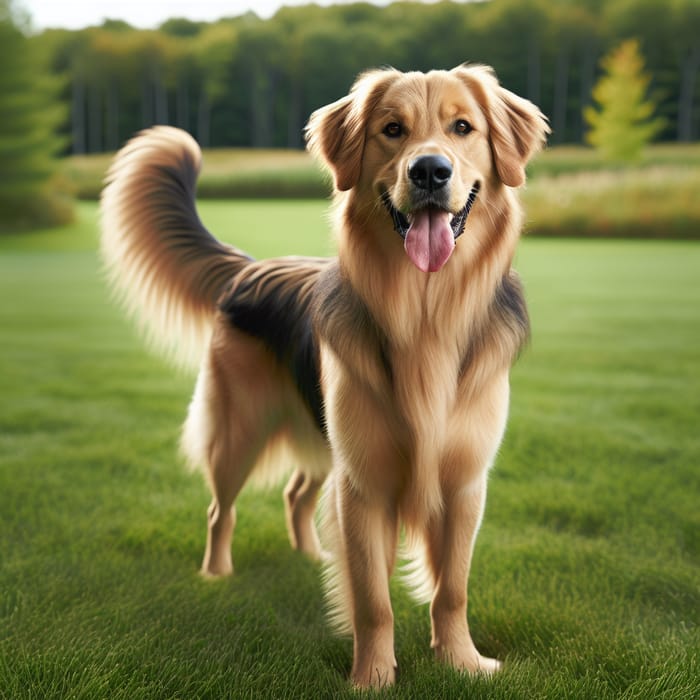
xmin=219 ymin=258 xmax=331 ymax=434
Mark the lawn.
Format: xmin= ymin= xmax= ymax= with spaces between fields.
xmin=0 ymin=202 xmax=698 ymax=699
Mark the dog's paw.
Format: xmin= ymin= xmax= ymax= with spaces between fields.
xmin=470 ymin=654 xmax=502 ymax=676
xmin=199 ymin=566 xmax=233 ymax=579
xmin=351 ymin=660 xmax=396 ymax=690
xmin=435 ymin=644 xmax=502 ymax=676
xmin=200 ymin=553 xmax=233 ymax=578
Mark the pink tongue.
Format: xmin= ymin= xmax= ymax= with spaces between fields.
xmin=404 ymin=209 xmax=455 ymax=272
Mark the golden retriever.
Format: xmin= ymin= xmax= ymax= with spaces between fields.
xmin=100 ymin=64 xmax=548 ymax=689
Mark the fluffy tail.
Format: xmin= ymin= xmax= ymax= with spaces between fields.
xmin=100 ymin=126 xmax=250 ymax=370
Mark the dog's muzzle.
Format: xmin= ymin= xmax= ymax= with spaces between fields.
xmin=380 ymin=179 xmax=481 ymax=272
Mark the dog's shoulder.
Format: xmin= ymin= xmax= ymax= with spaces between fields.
xmin=460 ymin=269 xmax=530 ymax=377
xmin=493 ymin=269 xmax=530 ymax=348
xmin=312 ymin=264 xmax=393 ymax=388
xmin=312 ymin=263 xmax=370 ymax=335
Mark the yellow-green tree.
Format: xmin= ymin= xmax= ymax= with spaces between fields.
xmin=584 ymin=39 xmax=665 ymax=161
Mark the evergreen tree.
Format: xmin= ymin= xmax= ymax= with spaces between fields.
xmin=0 ymin=0 xmax=72 ymax=230
xmin=584 ymin=39 xmax=665 ymax=161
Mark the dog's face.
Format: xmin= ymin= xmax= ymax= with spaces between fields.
xmin=306 ymin=65 xmax=549 ymax=272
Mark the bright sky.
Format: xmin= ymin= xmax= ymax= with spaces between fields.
xmin=22 ymin=0 xmax=400 ymax=31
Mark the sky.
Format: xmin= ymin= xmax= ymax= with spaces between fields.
xmin=21 ymin=0 xmax=401 ymax=31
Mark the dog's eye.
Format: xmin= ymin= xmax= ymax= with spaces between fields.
xmin=454 ymin=119 xmax=473 ymax=136
xmin=383 ymin=122 xmax=403 ymax=139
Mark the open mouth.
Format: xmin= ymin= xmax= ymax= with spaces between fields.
xmin=380 ymin=182 xmax=481 ymax=272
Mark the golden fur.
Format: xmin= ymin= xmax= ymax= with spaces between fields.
xmin=100 ymin=64 xmax=548 ymax=689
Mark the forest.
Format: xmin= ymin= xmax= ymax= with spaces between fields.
xmin=30 ymin=0 xmax=700 ymax=153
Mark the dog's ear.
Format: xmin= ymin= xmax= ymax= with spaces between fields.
xmin=455 ymin=65 xmax=550 ymax=188
xmin=306 ymin=69 xmax=398 ymax=192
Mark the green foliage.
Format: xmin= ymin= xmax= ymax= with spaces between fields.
xmin=0 ymin=0 xmax=72 ymax=231
xmin=584 ymin=39 xmax=666 ymax=161
xmin=26 ymin=0 xmax=700 ymax=152
xmin=0 ymin=205 xmax=698 ymax=697
xmin=159 ymin=17 xmax=205 ymax=37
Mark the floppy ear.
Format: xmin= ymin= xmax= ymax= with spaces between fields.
xmin=306 ymin=69 xmax=398 ymax=192
xmin=455 ymin=65 xmax=550 ymax=188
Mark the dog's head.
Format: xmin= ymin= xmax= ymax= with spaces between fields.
xmin=306 ymin=65 xmax=549 ymax=272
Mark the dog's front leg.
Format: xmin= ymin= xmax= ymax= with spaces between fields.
xmin=429 ymin=474 xmax=501 ymax=675
xmin=338 ymin=476 xmax=399 ymax=689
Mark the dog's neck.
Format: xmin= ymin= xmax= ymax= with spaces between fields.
xmin=333 ymin=184 xmax=521 ymax=350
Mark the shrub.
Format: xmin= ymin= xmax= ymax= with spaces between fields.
xmin=584 ymin=39 xmax=666 ymax=162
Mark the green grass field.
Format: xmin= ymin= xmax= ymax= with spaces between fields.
xmin=1 ymin=202 xmax=698 ymax=698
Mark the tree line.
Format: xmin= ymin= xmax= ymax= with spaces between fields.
xmin=29 ymin=0 xmax=700 ymax=153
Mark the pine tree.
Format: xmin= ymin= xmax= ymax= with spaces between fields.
xmin=0 ymin=0 xmax=72 ymax=231
xmin=584 ymin=39 xmax=665 ymax=162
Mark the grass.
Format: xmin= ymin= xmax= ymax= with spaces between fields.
xmin=1 ymin=202 xmax=699 ymax=698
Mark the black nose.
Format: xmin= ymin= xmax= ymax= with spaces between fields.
xmin=408 ymin=155 xmax=453 ymax=191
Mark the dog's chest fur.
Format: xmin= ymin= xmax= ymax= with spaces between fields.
xmin=313 ymin=263 xmax=529 ymax=439
xmin=220 ymin=257 xmax=528 ymax=459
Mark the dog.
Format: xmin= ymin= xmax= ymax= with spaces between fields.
xmin=100 ymin=64 xmax=548 ymax=689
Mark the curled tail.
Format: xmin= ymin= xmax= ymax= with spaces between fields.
xmin=100 ymin=126 xmax=250 ymax=370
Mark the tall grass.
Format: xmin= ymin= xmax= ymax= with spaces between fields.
xmin=522 ymin=165 xmax=700 ymax=239
xmin=62 ymin=149 xmax=329 ymax=200
xmin=60 ymin=143 xmax=700 ymax=239
xmin=0 ymin=203 xmax=698 ymax=698
xmin=526 ymin=143 xmax=700 ymax=177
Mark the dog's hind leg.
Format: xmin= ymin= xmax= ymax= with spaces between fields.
xmin=200 ymin=423 xmax=276 ymax=577
xmin=201 ymin=441 xmax=247 ymax=577
xmin=283 ymin=468 xmax=325 ymax=560
xmin=183 ymin=325 xmax=287 ymax=578
xmin=198 ymin=411 xmax=271 ymax=577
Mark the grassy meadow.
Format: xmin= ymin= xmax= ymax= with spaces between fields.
xmin=62 ymin=142 xmax=700 ymax=240
xmin=1 ymin=189 xmax=699 ymax=698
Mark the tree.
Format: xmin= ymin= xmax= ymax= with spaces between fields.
xmin=584 ymin=38 xmax=665 ymax=160
xmin=672 ymin=0 xmax=700 ymax=141
xmin=0 ymin=0 xmax=72 ymax=230
xmin=27 ymin=0 xmax=700 ymax=151
xmin=192 ymin=22 xmax=238 ymax=147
